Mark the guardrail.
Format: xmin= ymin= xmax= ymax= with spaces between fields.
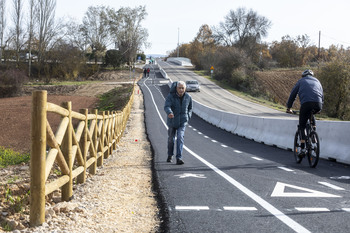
xmin=162 ymin=68 xmax=350 ymax=165
xmin=30 ymin=86 xmax=134 ymax=226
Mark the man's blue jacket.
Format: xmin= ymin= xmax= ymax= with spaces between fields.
xmin=164 ymin=82 xmax=193 ymax=128
xmin=287 ymin=75 xmax=324 ymax=108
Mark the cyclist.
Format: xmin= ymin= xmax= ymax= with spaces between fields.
xmin=286 ymin=69 xmax=324 ymax=156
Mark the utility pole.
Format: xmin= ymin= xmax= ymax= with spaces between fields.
xmin=318 ymin=31 xmax=321 ymax=69
xmin=177 ymin=28 xmax=179 ymax=57
xmin=318 ymin=31 xmax=321 ymax=60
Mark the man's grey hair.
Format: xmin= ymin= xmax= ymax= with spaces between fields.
xmin=177 ymin=81 xmax=186 ymax=87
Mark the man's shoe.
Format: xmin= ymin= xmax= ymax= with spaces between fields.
xmin=176 ymin=159 xmax=184 ymax=165
xmin=167 ymin=156 xmax=173 ymax=163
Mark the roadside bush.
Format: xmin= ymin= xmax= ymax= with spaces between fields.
xmin=0 ymin=69 xmax=28 ymax=98
xmin=0 ymin=147 xmax=30 ymax=168
xmin=318 ymin=55 xmax=350 ymax=120
xmin=105 ymin=49 xmax=123 ymax=69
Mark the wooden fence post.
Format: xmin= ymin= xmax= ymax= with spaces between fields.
xmin=101 ymin=111 xmax=106 ymax=161
xmin=90 ymin=109 xmax=98 ymax=174
xmin=61 ymin=101 xmax=73 ymax=201
xmin=112 ymin=111 xmax=117 ymax=150
xmin=77 ymin=109 xmax=88 ymax=184
xmin=30 ymin=91 xmax=47 ymax=227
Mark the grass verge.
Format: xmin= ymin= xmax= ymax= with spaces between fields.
xmin=97 ymin=84 xmax=134 ymax=111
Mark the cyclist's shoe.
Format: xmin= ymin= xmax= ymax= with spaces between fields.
xmin=311 ymin=135 xmax=317 ymax=143
xmin=298 ymin=148 xmax=306 ymax=158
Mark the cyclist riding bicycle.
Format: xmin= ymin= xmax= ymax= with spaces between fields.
xmin=286 ymin=69 xmax=324 ymax=156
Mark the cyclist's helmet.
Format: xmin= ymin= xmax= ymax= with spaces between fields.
xmin=302 ymin=69 xmax=314 ymax=77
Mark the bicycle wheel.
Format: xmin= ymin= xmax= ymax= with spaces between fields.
xmin=293 ymin=131 xmax=303 ymax=163
xmin=307 ymin=131 xmax=320 ymax=168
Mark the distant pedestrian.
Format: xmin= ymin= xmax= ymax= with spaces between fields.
xmin=147 ymin=68 xmax=150 ymax=77
xmin=164 ymin=81 xmax=193 ymax=165
xmin=143 ymin=68 xmax=147 ymax=78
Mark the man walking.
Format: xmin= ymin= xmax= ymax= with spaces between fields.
xmin=164 ymin=81 xmax=193 ymax=165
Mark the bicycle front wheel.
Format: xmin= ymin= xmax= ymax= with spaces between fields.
xmin=293 ymin=131 xmax=303 ymax=164
xmin=307 ymin=131 xmax=320 ymax=168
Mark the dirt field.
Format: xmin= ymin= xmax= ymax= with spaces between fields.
xmin=0 ymin=70 xmax=138 ymax=154
xmin=254 ymin=69 xmax=300 ymax=108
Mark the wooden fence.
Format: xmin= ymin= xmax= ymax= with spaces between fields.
xmin=29 ymin=86 xmax=135 ymax=226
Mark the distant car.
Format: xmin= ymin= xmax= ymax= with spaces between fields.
xmin=185 ymin=80 xmax=200 ymax=92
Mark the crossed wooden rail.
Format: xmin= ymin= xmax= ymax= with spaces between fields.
xmin=29 ymin=87 xmax=134 ymax=226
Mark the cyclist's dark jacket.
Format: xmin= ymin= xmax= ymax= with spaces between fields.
xmin=287 ymin=75 xmax=324 ymax=108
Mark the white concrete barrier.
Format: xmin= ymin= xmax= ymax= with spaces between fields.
xmin=160 ymin=65 xmax=350 ymax=165
xmin=159 ymin=67 xmax=169 ymax=79
xmin=167 ymin=57 xmax=193 ymax=67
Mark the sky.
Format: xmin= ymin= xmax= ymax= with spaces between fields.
xmin=33 ymin=0 xmax=350 ymax=55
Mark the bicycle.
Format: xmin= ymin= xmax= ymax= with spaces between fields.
xmin=289 ymin=110 xmax=320 ymax=168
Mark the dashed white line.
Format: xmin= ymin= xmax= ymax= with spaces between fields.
xmin=234 ymin=150 xmax=243 ymax=154
xmin=295 ymin=207 xmax=330 ymax=212
xmin=318 ymin=182 xmax=345 ymax=191
xmin=221 ymin=144 xmax=228 ymax=148
xmin=342 ymin=208 xmax=350 ymax=212
xmin=175 ymin=206 xmax=209 ymax=211
xmin=278 ymin=167 xmax=294 ymax=172
xmin=198 ymin=132 xmax=203 ymax=135
xmin=204 ymin=136 xmax=209 ymax=139
xmin=224 ymin=207 xmax=257 ymax=211
xmin=211 ymin=140 xmax=218 ymax=143
xmin=252 ymin=157 xmax=263 ymax=161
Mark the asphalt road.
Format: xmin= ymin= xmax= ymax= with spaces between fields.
xmin=140 ymin=64 xmax=350 ymax=233
xmin=157 ymin=60 xmax=295 ymax=118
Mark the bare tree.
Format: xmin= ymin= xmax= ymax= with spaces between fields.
xmin=112 ymin=6 xmax=149 ymax=66
xmin=64 ymin=18 xmax=87 ymax=52
xmin=0 ymin=0 xmax=6 ymax=62
xmin=213 ymin=7 xmax=271 ymax=48
xmin=81 ymin=5 xmax=110 ymax=63
xmin=36 ymin=0 xmax=56 ymax=63
xmin=12 ymin=0 xmax=24 ymax=64
xmin=28 ymin=0 xmax=37 ymax=76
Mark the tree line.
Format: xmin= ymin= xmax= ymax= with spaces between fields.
xmin=0 ymin=0 xmax=148 ymax=84
xmin=168 ymin=7 xmax=350 ymax=120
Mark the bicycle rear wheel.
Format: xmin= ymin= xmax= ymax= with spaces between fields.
xmin=293 ymin=131 xmax=303 ymax=163
xmin=307 ymin=131 xmax=320 ymax=168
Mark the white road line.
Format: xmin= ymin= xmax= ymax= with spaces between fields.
xmin=234 ymin=150 xmax=243 ymax=154
xmin=278 ymin=167 xmax=294 ymax=172
xmin=295 ymin=208 xmax=330 ymax=212
xmin=221 ymin=145 xmax=228 ymax=148
xmin=211 ymin=140 xmax=218 ymax=143
xmin=144 ymin=80 xmax=311 ymax=233
xmin=198 ymin=132 xmax=203 ymax=135
xmin=176 ymin=206 xmax=209 ymax=211
xmin=318 ymin=182 xmax=345 ymax=190
xmin=223 ymin=207 xmax=257 ymax=211
xmin=252 ymin=157 xmax=263 ymax=161
xmin=204 ymin=136 xmax=209 ymax=139
xmin=193 ymin=128 xmax=197 ymax=131
xmin=342 ymin=208 xmax=350 ymax=212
